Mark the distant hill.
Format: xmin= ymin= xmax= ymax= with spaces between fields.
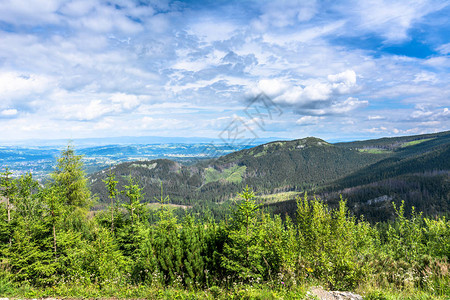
xmin=89 ymin=131 xmax=450 ymax=222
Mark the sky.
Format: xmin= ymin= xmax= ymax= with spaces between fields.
xmin=0 ymin=0 xmax=449 ymax=143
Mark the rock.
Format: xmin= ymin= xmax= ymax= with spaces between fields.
xmin=309 ymin=286 xmax=363 ymax=300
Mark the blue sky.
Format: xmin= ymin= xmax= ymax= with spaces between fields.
xmin=0 ymin=0 xmax=449 ymax=142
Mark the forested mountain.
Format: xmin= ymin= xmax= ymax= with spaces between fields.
xmin=90 ymin=131 xmax=450 ymax=222
xmin=89 ymin=137 xmax=387 ymax=204
xmin=271 ymin=131 xmax=450 ymax=221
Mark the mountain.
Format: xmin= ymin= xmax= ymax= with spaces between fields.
xmin=270 ymin=131 xmax=450 ymax=221
xmin=86 ymin=137 xmax=382 ymax=207
xmin=89 ymin=131 xmax=450 ymax=221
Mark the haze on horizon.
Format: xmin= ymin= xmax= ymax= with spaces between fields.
xmin=0 ymin=0 xmax=449 ymax=143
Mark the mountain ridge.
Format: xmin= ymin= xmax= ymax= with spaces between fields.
xmin=89 ymin=130 xmax=450 ymax=221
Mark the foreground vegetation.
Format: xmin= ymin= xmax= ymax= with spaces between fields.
xmin=0 ymin=146 xmax=449 ymax=299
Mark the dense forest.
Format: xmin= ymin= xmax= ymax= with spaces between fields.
xmin=89 ymin=131 xmax=450 ymax=223
xmin=0 ymin=145 xmax=449 ymax=299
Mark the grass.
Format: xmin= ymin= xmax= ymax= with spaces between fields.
xmin=3 ymin=282 xmax=309 ymax=299
xmin=401 ymin=138 xmax=434 ymax=148
xmin=255 ymin=191 xmax=301 ymax=204
xmin=147 ymin=202 xmax=192 ymax=210
xmin=204 ymin=165 xmax=247 ymax=184
xmin=357 ymin=148 xmax=392 ymax=154
xmin=5 ymin=281 xmax=448 ymax=300
xmin=254 ymin=149 xmax=267 ymax=157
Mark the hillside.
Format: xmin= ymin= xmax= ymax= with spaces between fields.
xmin=270 ymin=131 xmax=450 ymax=221
xmin=89 ymin=137 xmax=387 ymax=207
xmin=89 ymin=131 xmax=450 ymax=221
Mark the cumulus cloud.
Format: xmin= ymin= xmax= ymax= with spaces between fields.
xmin=251 ymin=70 xmax=362 ymax=116
xmin=0 ymin=72 xmax=55 ymax=101
xmin=410 ymin=106 xmax=449 ymax=121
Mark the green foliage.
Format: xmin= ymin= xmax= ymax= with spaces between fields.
xmin=103 ymin=169 xmax=119 ymax=232
xmin=1 ymin=144 xmax=449 ymax=298
xmin=121 ymin=175 xmax=145 ymax=227
xmin=221 ymin=186 xmax=265 ymax=281
xmin=6 ymin=215 xmax=57 ymax=286
xmin=384 ymin=201 xmax=425 ymax=262
xmin=423 ymin=216 xmax=450 ymax=258
xmin=204 ymin=165 xmax=247 ymax=184
xmin=14 ymin=173 xmax=40 ymax=219
xmin=51 ymin=144 xmax=91 ymax=209
xmin=296 ymin=194 xmax=375 ymax=290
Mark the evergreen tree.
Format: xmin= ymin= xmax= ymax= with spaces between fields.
xmin=14 ymin=173 xmax=40 ymax=220
xmin=222 ymin=186 xmax=265 ymax=282
xmin=41 ymin=185 xmax=64 ymax=260
xmin=122 ymin=175 xmax=144 ymax=227
xmin=0 ymin=167 xmax=17 ymax=246
xmin=51 ymin=144 xmax=91 ymax=209
xmin=103 ymin=169 xmax=118 ymax=233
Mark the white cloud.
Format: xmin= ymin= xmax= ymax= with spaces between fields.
xmin=436 ymin=43 xmax=450 ymax=55
xmin=328 ymin=70 xmax=357 ymax=93
xmin=325 ymin=97 xmax=368 ymax=114
xmin=0 ymin=0 xmax=61 ymax=25
xmin=411 ymin=107 xmax=450 ymax=121
xmin=296 ymin=115 xmax=323 ymax=125
xmin=110 ymin=93 xmax=142 ymax=110
xmin=345 ymin=0 xmax=448 ymax=42
xmin=256 ymin=79 xmax=290 ymax=97
xmin=189 ymin=20 xmax=237 ymax=42
xmin=253 ymin=70 xmax=359 ymax=114
xmin=57 ymin=100 xmax=113 ymax=121
xmin=0 ymin=1 xmax=448 ymax=141
xmin=413 ymin=72 xmax=438 ymax=83
xmin=263 ymin=21 xmax=345 ymax=45
xmin=253 ymin=0 xmax=319 ymax=30
xmin=0 ymin=109 xmax=18 ymax=116
xmin=0 ymin=72 xmax=55 ymax=102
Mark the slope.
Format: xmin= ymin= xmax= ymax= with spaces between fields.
xmin=89 ymin=137 xmax=388 ymax=206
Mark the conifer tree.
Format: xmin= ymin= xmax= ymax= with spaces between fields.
xmin=222 ymin=186 xmax=264 ymax=281
xmin=15 ymin=172 xmax=40 ymax=219
xmin=51 ymin=144 xmax=90 ymax=209
xmin=0 ymin=167 xmax=16 ymax=245
xmin=103 ymin=169 xmax=118 ymax=233
xmin=41 ymin=185 xmax=64 ymax=259
xmin=122 ymin=175 xmax=144 ymax=227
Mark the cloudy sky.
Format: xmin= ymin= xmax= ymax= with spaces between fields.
xmin=0 ymin=0 xmax=449 ymax=143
